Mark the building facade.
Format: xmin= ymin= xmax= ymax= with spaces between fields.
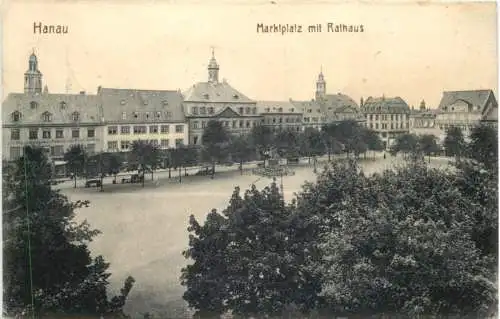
xmin=183 ymin=51 xmax=260 ymax=145
xmin=2 ymin=53 xmax=104 ymax=161
xmin=361 ymin=96 xmax=411 ymax=148
xmin=256 ymin=100 xmax=302 ymax=133
xmin=435 ymin=90 xmax=498 ymax=136
xmin=409 ymin=100 xmax=442 ymax=139
xmin=98 ymin=87 xmax=187 ymax=152
xmin=314 ymin=71 xmax=363 ymax=124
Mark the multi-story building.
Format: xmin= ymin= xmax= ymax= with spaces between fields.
xmin=314 ymin=70 xmax=363 ymax=124
xmin=291 ymin=99 xmax=325 ymax=131
xmin=362 ymin=96 xmax=411 ymax=148
xmin=183 ymin=50 xmax=260 ymax=145
xmin=256 ymin=100 xmax=302 ymax=133
xmin=2 ymin=53 xmax=104 ymax=162
xmin=409 ymin=100 xmax=441 ymax=139
xmin=435 ymin=90 xmax=498 ymax=136
xmin=98 ymin=87 xmax=187 ymax=152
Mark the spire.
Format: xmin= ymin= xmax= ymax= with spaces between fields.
xmin=208 ymin=47 xmax=219 ymax=84
xmin=24 ymin=50 xmax=43 ymax=94
xmin=420 ymin=99 xmax=426 ymax=110
xmin=315 ymin=67 xmax=326 ymax=100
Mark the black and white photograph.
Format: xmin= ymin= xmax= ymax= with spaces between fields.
xmin=1 ymin=1 xmax=498 ymax=318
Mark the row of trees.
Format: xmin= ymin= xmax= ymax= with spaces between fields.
xmin=181 ymin=123 xmax=498 ymax=318
xmin=62 ymin=120 xmax=385 ymax=186
xmin=3 ymin=146 xmax=135 ymax=317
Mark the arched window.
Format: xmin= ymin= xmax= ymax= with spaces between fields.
xmin=72 ymin=111 xmax=80 ymax=122
xmin=30 ymin=101 xmax=38 ymax=109
xmin=12 ymin=111 xmax=22 ymax=122
xmin=42 ymin=111 xmax=52 ymax=122
xmin=60 ymin=101 xmax=67 ymax=109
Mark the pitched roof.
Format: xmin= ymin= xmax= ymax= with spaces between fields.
xmin=182 ymin=81 xmax=254 ymax=104
xmin=290 ymin=99 xmax=322 ymax=115
xmin=256 ymin=100 xmax=302 ymax=114
xmin=98 ymin=87 xmax=184 ymax=123
xmin=437 ymin=90 xmax=494 ymax=112
xmin=321 ymin=93 xmax=359 ymax=112
xmin=363 ymin=96 xmax=410 ymax=113
xmin=2 ymin=92 xmax=101 ymax=126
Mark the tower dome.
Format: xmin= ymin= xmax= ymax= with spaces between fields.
xmin=208 ymin=48 xmax=219 ymax=84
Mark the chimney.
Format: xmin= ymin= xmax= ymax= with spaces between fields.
xmin=80 ymin=91 xmax=86 ymax=95
xmin=97 ymin=86 xmax=102 ymax=93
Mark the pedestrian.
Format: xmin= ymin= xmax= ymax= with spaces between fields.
xmin=383 ymin=152 xmax=386 ymax=159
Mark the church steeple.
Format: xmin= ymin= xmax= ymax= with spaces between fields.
xmin=24 ymin=50 xmax=43 ymax=94
xmin=208 ymin=48 xmax=219 ymax=84
xmin=315 ymin=66 xmax=326 ymax=100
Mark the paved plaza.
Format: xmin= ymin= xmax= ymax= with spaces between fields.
xmin=63 ymin=156 xmax=452 ymax=318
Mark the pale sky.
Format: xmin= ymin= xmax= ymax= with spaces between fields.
xmin=2 ymin=1 xmax=498 ymax=108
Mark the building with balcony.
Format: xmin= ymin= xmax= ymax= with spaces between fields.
xmin=256 ymin=100 xmax=302 ymax=133
xmin=183 ymin=50 xmax=260 ymax=145
xmin=435 ymin=90 xmax=498 ymax=136
xmin=98 ymin=87 xmax=187 ymax=153
xmin=2 ymin=53 xmax=103 ymax=162
xmin=361 ymin=96 xmax=411 ymax=149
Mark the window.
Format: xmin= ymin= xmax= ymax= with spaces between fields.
xmin=246 ymin=121 xmax=251 ymax=128
xmin=253 ymin=107 xmax=257 ymax=114
xmin=200 ymin=107 xmax=206 ymax=115
xmin=133 ymin=126 xmax=147 ymax=134
xmin=72 ymin=129 xmax=80 ymax=138
xmin=56 ymin=130 xmax=64 ymax=138
xmin=133 ymin=112 xmax=138 ymax=119
xmin=121 ymin=141 xmax=130 ymax=150
xmin=208 ymin=107 xmax=214 ymax=114
xmin=29 ymin=129 xmax=38 ymax=140
xmin=192 ymin=107 xmax=199 ymax=115
xmin=391 ymin=114 xmax=394 ymax=121
xmin=12 ymin=111 xmax=22 ymax=122
xmin=30 ymin=101 xmax=38 ymax=109
xmin=308 ymin=109 xmax=312 ymax=113
xmin=390 ymin=123 xmax=394 ymax=129
xmin=107 ymin=141 xmax=118 ymax=150
xmin=375 ymin=123 xmax=379 ymax=129
xmin=72 ymin=112 xmax=80 ymax=122
xmin=156 ymin=112 xmax=161 ymax=119
xmin=161 ymin=125 xmax=169 ymax=133
xmin=11 ymin=129 xmax=20 ymax=140
xmin=160 ymin=139 xmax=169 ymax=148
xmin=108 ymin=126 xmax=118 ymax=135
xmin=122 ymin=112 xmax=127 ymax=120
xmin=175 ymin=139 xmax=183 ymax=147
xmin=175 ymin=125 xmax=184 ymax=133
xmin=245 ymin=107 xmax=250 ymax=114
xmin=193 ymin=136 xmax=199 ymax=145
xmin=121 ymin=126 xmax=130 ymax=134
xmin=166 ymin=111 xmax=173 ymax=118
xmin=149 ymin=125 xmax=158 ymax=134
xmin=375 ymin=114 xmax=379 ymax=120
xmin=42 ymin=130 xmax=51 ymax=139
xmin=41 ymin=112 xmax=52 ymax=122
xmin=202 ymin=121 xmax=207 ymax=129
xmin=232 ymin=120 xmax=237 ymax=128
xmin=10 ymin=147 xmax=21 ymax=160
xmin=87 ymin=128 xmax=95 ymax=138
xmin=192 ymin=121 xmax=199 ymax=129
xmin=60 ymin=101 xmax=67 ymax=109
xmin=224 ymin=121 xmax=229 ymax=127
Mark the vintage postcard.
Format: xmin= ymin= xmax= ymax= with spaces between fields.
xmin=2 ymin=1 xmax=498 ymax=318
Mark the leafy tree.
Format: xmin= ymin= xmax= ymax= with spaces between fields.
xmin=274 ymin=129 xmax=301 ymax=160
xmin=249 ymin=125 xmax=274 ymax=165
xmin=418 ymin=134 xmax=441 ymax=163
xmin=299 ymin=128 xmax=326 ymax=172
xmin=181 ymin=183 xmax=322 ymax=318
xmin=297 ymin=160 xmax=497 ymax=317
xmin=201 ymin=120 xmax=231 ymax=178
xmin=321 ymin=124 xmax=342 ymax=161
xmin=389 ymin=133 xmax=420 ymax=159
xmin=170 ymin=146 xmax=198 ymax=183
xmin=63 ymin=144 xmax=86 ymax=188
xmin=3 ymin=146 xmax=135 ymax=318
xmin=229 ymin=134 xmax=255 ymax=174
xmin=443 ymin=126 xmax=466 ymax=159
xmin=130 ymin=140 xmax=160 ymax=186
xmin=468 ymin=123 xmax=498 ymax=171
xmin=364 ymin=128 xmax=384 ymax=159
